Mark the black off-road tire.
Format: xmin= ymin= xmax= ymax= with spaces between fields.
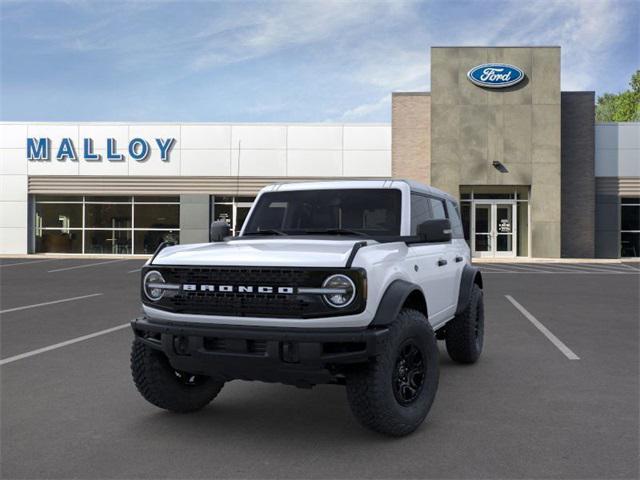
xmin=445 ymin=283 xmax=484 ymax=364
xmin=131 ymin=340 xmax=224 ymax=413
xmin=345 ymin=309 xmax=439 ymax=436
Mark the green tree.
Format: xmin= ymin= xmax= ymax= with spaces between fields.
xmin=596 ymin=70 xmax=640 ymax=122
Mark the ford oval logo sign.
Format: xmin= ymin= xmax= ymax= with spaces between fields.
xmin=467 ymin=63 xmax=525 ymax=88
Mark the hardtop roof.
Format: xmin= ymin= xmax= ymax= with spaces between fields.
xmin=262 ymin=179 xmax=457 ymax=203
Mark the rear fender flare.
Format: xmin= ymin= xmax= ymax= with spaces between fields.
xmin=455 ymin=265 xmax=483 ymax=315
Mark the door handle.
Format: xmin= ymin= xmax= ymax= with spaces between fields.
xmin=455 ymin=256 xmax=464 ymax=263
xmin=437 ymin=259 xmax=447 ymax=267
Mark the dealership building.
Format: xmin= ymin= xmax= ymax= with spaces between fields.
xmin=0 ymin=46 xmax=638 ymax=258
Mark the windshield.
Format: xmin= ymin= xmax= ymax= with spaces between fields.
xmin=243 ymin=189 xmax=402 ymax=237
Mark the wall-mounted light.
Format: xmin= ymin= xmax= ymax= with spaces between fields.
xmin=492 ymin=161 xmax=509 ymax=173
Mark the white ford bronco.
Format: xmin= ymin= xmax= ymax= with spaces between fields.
xmin=131 ymin=180 xmax=484 ymax=436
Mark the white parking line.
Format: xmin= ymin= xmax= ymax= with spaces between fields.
xmin=505 ymin=295 xmax=580 ymax=360
xmin=0 ymin=259 xmax=56 ymax=268
xmin=0 ymin=323 xmax=129 ymax=366
xmin=127 ymin=268 xmax=142 ymax=274
xmin=539 ymin=263 xmax=627 ymax=273
xmin=0 ymin=293 xmax=103 ymax=314
xmin=48 ymin=259 xmax=128 ymax=273
xmin=480 ymin=264 xmax=557 ymax=274
xmin=483 ymin=271 xmax=638 ymax=275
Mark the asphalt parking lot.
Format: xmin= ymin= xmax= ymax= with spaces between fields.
xmin=1 ymin=258 xmax=638 ymax=479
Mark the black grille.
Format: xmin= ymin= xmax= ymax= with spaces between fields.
xmin=202 ymin=337 xmax=268 ymax=356
xmin=143 ymin=266 xmax=365 ymax=319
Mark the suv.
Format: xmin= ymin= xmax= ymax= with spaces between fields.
xmin=130 ymin=180 xmax=484 ymax=436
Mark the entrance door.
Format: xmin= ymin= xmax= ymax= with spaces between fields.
xmin=472 ymin=201 xmax=517 ymax=258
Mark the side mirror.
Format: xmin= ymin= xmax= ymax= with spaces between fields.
xmin=210 ymin=220 xmax=231 ymax=242
xmin=417 ymin=219 xmax=452 ymax=243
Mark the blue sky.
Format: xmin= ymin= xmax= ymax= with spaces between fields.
xmin=1 ymin=0 xmax=638 ymax=122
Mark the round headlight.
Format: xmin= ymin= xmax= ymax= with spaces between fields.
xmin=322 ymin=274 xmax=356 ymax=308
xmin=143 ymin=270 xmax=165 ymax=301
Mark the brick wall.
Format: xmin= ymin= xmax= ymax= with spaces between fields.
xmin=391 ymin=93 xmax=431 ymax=184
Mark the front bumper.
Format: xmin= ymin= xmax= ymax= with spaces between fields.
xmin=131 ymin=317 xmax=389 ymax=387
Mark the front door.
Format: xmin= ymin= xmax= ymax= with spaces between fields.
xmin=472 ymin=201 xmax=516 ymax=258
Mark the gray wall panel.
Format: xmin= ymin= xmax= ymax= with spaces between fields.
xmin=561 ymin=92 xmax=595 ymax=257
xmin=179 ymin=194 xmax=210 ymax=244
xmin=595 ymin=193 xmax=620 ymax=258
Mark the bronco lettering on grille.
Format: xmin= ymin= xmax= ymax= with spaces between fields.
xmin=182 ymin=284 xmax=295 ymax=294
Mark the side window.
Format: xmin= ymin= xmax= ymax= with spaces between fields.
xmin=429 ymin=198 xmax=447 ymax=220
xmin=446 ymin=200 xmax=465 ymax=239
xmin=410 ymin=194 xmax=431 ymax=234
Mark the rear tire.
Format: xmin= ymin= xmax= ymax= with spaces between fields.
xmin=445 ymin=283 xmax=484 ymax=364
xmin=131 ymin=340 xmax=224 ymax=413
xmin=345 ymin=309 xmax=439 ymax=436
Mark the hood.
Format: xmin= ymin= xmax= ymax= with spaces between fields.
xmin=152 ymin=238 xmax=368 ymax=268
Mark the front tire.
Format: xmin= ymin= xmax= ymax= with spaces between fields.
xmin=445 ymin=283 xmax=484 ymax=364
xmin=345 ymin=309 xmax=439 ymax=436
xmin=131 ymin=340 xmax=224 ymax=413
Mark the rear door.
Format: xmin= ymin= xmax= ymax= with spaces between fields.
xmin=445 ymin=199 xmax=468 ymax=307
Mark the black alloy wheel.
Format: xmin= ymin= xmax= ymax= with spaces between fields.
xmin=392 ymin=340 xmax=426 ymax=405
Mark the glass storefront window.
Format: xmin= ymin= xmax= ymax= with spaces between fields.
xmin=621 ymin=204 xmax=639 ymax=231
xmin=214 ymin=204 xmax=233 ymax=225
xmin=213 ymin=196 xmax=255 ymax=235
xmin=134 ymin=196 xmax=179 ymax=203
xmin=85 ymin=196 xmax=132 ymax=202
xmin=85 ymin=204 xmax=132 ymax=229
xmin=621 ymin=232 xmax=639 ymax=258
xmin=34 ymin=195 xmax=181 ymax=254
xmin=134 ymin=204 xmax=179 ymax=229
xmin=84 ymin=230 xmax=132 ymax=255
xmin=460 ymin=203 xmax=471 ymax=241
xmin=473 ymin=193 xmax=515 ymax=199
xmin=36 ymin=203 xmax=82 ymax=229
xmin=35 ymin=195 xmax=82 ymax=202
xmin=621 ymin=198 xmax=640 ymax=257
xmin=35 ymin=230 xmax=82 ymax=253
xmin=134 ymin=231 xmax=179 ymax=254
xmin=517 ymin=202 xmax=529 ymax=257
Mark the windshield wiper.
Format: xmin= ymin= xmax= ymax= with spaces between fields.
xmin=244 ymin=228 xmax=287 ymax=236
xmin=304 ymin=228 xmax=368 ymax=237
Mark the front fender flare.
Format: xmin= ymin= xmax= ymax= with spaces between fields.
xmin=370 ymin=279 xmax=426 ymax=326
xmin=455 ymin=264 xmax=483 ymax=315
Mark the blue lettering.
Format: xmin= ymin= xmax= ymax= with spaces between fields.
xmin=129 ymin=138 xmax=149 ymax=161
xmin=155 ymin=137 xmax=175 ymax=161
xmin=26 ymin=138 xmax=50 ymax=161
xmin=106 ymin=138 xmax=124 ymax=161
xmin=56 ymin=138 xmax=77 ymax=161
xmin=83 ymin=138 xmax=101 ymax=161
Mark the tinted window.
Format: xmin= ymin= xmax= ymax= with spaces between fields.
xmin=429 ymin=198 xmax=447 ymax=219
xmin=36 ymin=203 xmax=83 ymax=229
xmin=410 ymin=194 xmax=431 ymax=234
xmin=446 ymin=200 xmax=465 ymax=239
xmin=621 ymin=205 xmax=639 ymax=231
xmin=244 ymin=189 xmax=401 ymax=236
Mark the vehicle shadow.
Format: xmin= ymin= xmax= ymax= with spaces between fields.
xmin=129 ymin=350 xmax=458 ymax=445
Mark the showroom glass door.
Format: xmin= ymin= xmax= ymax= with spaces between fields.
xmin=472 ymin=201 xmax=517 ymax=258
xmin=233 ymin=202 xmax=253 ymax=236
xmin=473 ymin=203 xmax=492 ymax=257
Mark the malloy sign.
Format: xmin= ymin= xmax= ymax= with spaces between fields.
xmin=26 ymin=137 xmax=176 ymax=162
xmin=467 ymin=63 xmax=525 ymax=88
